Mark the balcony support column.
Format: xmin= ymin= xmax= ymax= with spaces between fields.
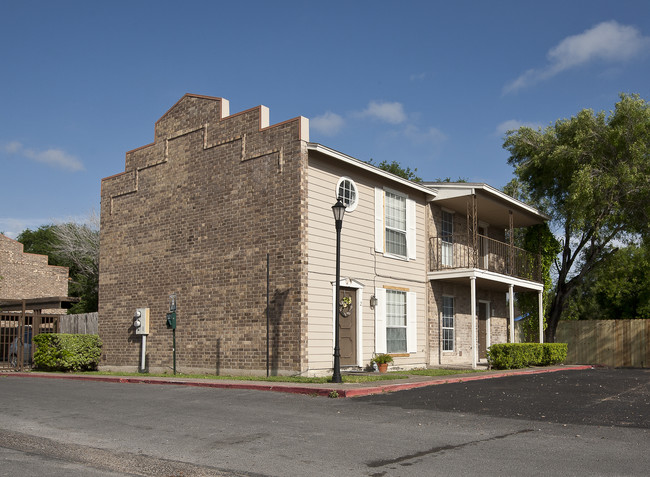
xmin=509 ymin=284 xmax=515 ymax=343
xmin=508 ymin=210 xmax=514 ymax=275
xmin=467 ymin=195 xmax=478 ymax=268
xmin=470 ymin=276 xmax=477 ymax=369
xmin=538 ymin=289 xmax=544 ymax=343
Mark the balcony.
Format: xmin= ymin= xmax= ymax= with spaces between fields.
xmin=429 ymin=234 xmax=542 ymax=283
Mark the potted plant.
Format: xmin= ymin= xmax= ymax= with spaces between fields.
xmin=371 ymin=353 xmax=393 ymax=373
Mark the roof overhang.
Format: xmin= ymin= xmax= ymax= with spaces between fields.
xmin=422 ymin=182 xmax=548 ymax=228
xmin=427 ymin=269 xmax=544 ymax=293
xmin=0 ymin=296 xmax=80 ymax=312
xmin=308 ymin=143 xmax=437 ymax=200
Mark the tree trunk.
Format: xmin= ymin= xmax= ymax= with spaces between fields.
xmin=546 ymin=283 xmax=570 ymax=343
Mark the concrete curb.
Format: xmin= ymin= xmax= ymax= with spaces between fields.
xmin=2 ymin=365 xmax=593 ymax=398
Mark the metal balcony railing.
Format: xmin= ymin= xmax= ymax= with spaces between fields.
xmin=429 ymin=234 xmax=542 ymax=282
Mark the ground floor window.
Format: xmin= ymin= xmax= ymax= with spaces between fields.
xmin=442 ymin=296 xmax=454 ymax=351
xmin=386 ymin=289 xmax=407 ymax=353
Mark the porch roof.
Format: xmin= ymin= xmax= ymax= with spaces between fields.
xmin=421 ymin=182 xmax=548 ymax=228
xmin=427 ymin=268 xmax=544 ymax=293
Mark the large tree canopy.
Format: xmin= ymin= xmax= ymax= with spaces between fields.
xmin=504 ymin=93 xmax=650 ymax=341
xmin=17 ymin=214 xmax=99 ymax=314
xmin=564 ymin=241 xmax=650 ymax=321
xmin=368 ymin=159 xmax=423 ymax=182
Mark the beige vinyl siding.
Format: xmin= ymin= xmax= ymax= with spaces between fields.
xmin=307 ymin=152 xmax=428 ymax=373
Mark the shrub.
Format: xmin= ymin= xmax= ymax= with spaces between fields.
xmin=370 ymin=353 xmax=394 ymax=365
xmin=33 ymin=333 xmax=102 ymax=372
xmin=487 ymin=343 xmax=567 ymax=370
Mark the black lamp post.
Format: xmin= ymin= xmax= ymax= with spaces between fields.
xmin=331 ymin=198 xmax=346 ymax=384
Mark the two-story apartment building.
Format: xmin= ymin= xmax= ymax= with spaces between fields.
xmin=99 ymin=94 xmax=546 ymax=375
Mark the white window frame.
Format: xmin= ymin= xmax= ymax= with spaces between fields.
xmin=386 ymin=289 xmax=407 ymax=353
xmin=374 ymin=187 xmax=416 ymax=260
xmin=441 ymin=210 xmax=454 ymax=267
xmin=375 ymin=287 xmax=417 ymax=354
xmin=442 ymin=295 xmax=454 ymax=351
xmin=336 ymin=176 xmax=359 ymax=212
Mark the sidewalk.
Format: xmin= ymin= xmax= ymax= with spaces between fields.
xmin=2 ymin=365 xmax=593 ymax=398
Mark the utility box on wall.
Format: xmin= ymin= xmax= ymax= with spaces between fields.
xmin=134 ymin=308 xmax=150 ymax=335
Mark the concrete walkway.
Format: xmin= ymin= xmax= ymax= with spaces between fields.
xmin=2 ymin=365 xmax=593 ymax=398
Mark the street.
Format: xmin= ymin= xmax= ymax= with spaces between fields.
xmin=0 ymin=369 xmax=648 ymax=476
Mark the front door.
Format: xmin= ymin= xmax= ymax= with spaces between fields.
xmin=339 ymin=287 xmax=357 ymax=366
xmin=478 ymin=302 xmax=489 ymax=359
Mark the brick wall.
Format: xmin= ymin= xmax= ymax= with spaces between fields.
xmin=99 ymin=94 xmax=309 ymax=375
xmin=0 ymin=234 xmax=69 ymax=313
xmin=427 ymin=280 xmax=509 ymax=365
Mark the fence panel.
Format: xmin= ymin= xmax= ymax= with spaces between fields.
xmin=556 ymin=320 xmax=649 ymax=368
xmin=58 ymin=312 xmax=98 ymax=334
xmin=0 ymin=312 xmax=60 ymax=370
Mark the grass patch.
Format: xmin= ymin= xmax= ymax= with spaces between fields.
xmin=31 ymin=368 xmax=483 ymax=383
xmin=393 ymin=368 xmax=485 ymax=377
xmin=48 ymin=370 xmax=410 ymax=384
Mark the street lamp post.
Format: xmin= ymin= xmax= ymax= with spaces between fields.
xmin=332 ymin=198 xmax=346 ymax=384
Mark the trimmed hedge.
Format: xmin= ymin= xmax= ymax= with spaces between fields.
xmin=33 ymin=333 xmax=102 ymax=372
xmin=487 ymin=343 xmax=567 ymax=370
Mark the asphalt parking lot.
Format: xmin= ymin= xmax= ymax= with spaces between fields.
xmin=357 ymin=368 xmax=650 ymax=428
xmin=1 ymin=368 xmax=649 ymax=476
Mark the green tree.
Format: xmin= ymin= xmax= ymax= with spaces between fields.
xmin=16 ymin=225 xmax=63 ymax=264
xmin=368 ymin=159 xmax=422 ymax=182
xmin=432 ymin=176 xmax=468 ymax=183
xmin=564 ymin=242 xmax=650 ymax=320
xmin=503 ymin=93 xmax=650 ymax=342
xmin=16 ymin=215 xmax=99 ymax=314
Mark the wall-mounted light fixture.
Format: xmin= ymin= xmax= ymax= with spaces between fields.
xmin=370 ymin=295 xmax=378 ymax=308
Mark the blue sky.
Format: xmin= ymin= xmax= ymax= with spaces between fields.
xmin=2 ymin=0 xmax=649 ymax=238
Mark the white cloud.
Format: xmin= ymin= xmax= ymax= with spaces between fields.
xmin=3 ymin=141 xmax=84 ymax=172
xmin=495 ymin=119 xmax=543 ymax=136
xmin=0 ymin=217 xmax=51 ymax=239
xmin=403 ymin=124 xmax=447 ymax=145
xmin=504 ymin=21 xmax=650 ymax=94
xmin=4 ymin=141 xmax=22 ymax=153
xmin=357 ymin=100 xmax=407 ymax=124
xmin=310 ymin=111 xmax=345 ymax=136
xmin=410 ymin=72 xmax=426 ymax=81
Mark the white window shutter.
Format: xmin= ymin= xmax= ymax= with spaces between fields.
xmin=407 ymin=198 xmax=416 ymax=260
xmin=375 ymin=287 xmax=386 ymax=353
xmin=374 ymin=187 xmax=384 ymax=253
xmin=407 ymin=291 xmax=417 ymax=353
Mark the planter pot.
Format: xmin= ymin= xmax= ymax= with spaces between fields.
xmin=378 ymin=363 xmax=388 ymax=373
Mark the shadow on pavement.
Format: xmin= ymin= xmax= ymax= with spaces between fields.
xmin=357 ymin=368 xmax=650 ymax=428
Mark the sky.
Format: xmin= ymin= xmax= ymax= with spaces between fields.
xmin=1 ymin=0 xmax=650 ymax=238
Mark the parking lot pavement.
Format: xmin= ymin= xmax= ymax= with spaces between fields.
xmin=1 ymin=369 xmax=648 ymax=476
xmin=356 ymin=368 xmax=650 ymax=428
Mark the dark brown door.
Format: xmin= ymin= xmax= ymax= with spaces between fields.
xmin=339 ymin=287 xmax=357 ymax=366
xmin=478 ymin=302 xmax=488 ymax=359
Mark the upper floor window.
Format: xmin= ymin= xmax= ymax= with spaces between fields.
xmin=441 ymin=210 xmax=454 ymax=267
xmin=374 ymin=187 xmax=416 ymax=260
xmin=336 ymin=177 xmax=358 ymax=212
xmin=385 ymin=191 xmax=407 ymax=257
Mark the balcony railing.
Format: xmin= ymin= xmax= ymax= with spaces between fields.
xmin=429 ymin=234 xmax=541 ymax=282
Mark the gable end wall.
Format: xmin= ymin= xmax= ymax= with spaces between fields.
xmin=99 ymin=95 xmax=309 ymax=375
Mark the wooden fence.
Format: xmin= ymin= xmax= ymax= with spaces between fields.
xmin=58 ymin=312 xmax=98 ymax=334
xmin=556 ymin=320 xmax=650 ymax=368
